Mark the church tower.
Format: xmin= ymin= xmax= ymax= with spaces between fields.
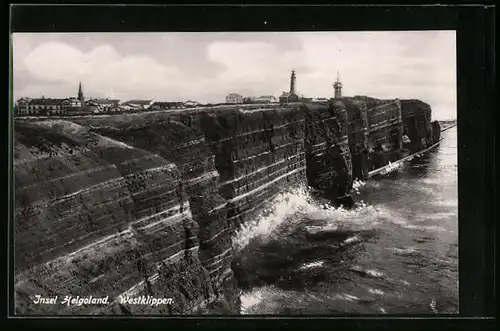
xmin=290 ymin=70 xmax=296 ymax=95
xmin=78 ymin=82 xmax=84 ymax=102
xmin=333 ymin=71 xmax=343 ymax=99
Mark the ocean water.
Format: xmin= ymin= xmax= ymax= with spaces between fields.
xmin=232 ymin=126 xmax=458 ymax=315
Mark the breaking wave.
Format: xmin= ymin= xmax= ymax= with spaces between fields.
xmin=230 ymin=180 xmax=457 ymax=315
xmin=232 ymin=129 xmax=458 ymax=315
xmin=232 ymin=184 xmax=398 ymax=254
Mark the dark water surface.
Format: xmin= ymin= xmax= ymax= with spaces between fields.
xmin=232 ymin=127 xmax=458 ymax=315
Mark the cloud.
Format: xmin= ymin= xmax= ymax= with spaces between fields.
xmin=206 ymin=41 xmax=312 ymax=95
xmin=12 ymin=31 xmax=456 ymax=119
xmin=21 ymin=42 xmax=185 ymax=99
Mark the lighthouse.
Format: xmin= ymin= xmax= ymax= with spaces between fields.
xmin=290 ymin=70 xmax=296 ymax=95
xmin=279 ymin=70 xmax=300 ymax=104
xmin=333 ymin=71 xmax=343 ymax=99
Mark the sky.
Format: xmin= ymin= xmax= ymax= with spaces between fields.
xmin=11 ymin=31 xmax=456 ymax=120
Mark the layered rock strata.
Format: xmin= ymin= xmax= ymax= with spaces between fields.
xmin=89 ymin=118 xmax=239 ymax=313
xmin=184 ymin=106 xmax=308 ymax=231
xmin=400 ymin=99 xmax=441 ymax=153
xmin=340 ymin=96 xmax=440 ymax=178
xmin=14 ymin=120 xmax=218 ymax=315
xmin=14 ymin=98 xmax=439 ymax=315
xmin=341 ymin=97 xmax=405 ymax=177
xmin=303 ymin=101 xmax=353 ymax=204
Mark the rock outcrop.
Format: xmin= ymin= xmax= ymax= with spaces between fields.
xmin=13 ymin=98 xmax=440 ymax=315
xmin=304 ymin=101 xmax=353 ymax=205
xmin=14 ymin=120 xmax=216 ymax=315
xmin=400 ymin=99 xmax=441 ymax=153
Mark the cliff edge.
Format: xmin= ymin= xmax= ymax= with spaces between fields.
xmin=13 ymin=97 xmax=440 ymax=315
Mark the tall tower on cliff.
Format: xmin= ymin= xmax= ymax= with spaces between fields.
xmin=78 ymin=82 xmax=84 ymax=102
xmin=290 ymin=70 xmax=296 ymax=94
xmin=333 ymin=71 xmax=343 ymax=98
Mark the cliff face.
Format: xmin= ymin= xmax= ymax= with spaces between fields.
xmin=338 ymin=97 xmax=441 ymax=178
xmin=88 ymin=117 xmax=239 ymax=313
xmin=14 ymin=120 xmax=217 ymax=315
xmin=178 ymin=106 xmax=308 ymax=231
xmin=400 ymin=99 xmax=441 ymax=153
xmin=13 ymin=98 xmax=438 ymax=315
xmin=304 ymin=101 xmax=353 ymax=204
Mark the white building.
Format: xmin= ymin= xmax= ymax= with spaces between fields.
xmin=183 ymin=100 xmax=202 ymax=108
xmin=15 ymin=97 xmax=32 ymax=115
xmin=254 ymin=95 xmax=278 ymax=103
xmin=121 ymin=100 xmax=155 ymax=110
xmin=27 ymin=98 xmax=66 ymax=115
xmin=225 ymin=93 xmax=244 ymax=104
xmin=61 ymin=98 xmax=82 ymax=110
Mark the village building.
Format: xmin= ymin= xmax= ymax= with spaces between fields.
xmin=121 ymin=99 xmax=155 ymax=110
xmin=61 ymin=98 xmax=83 ymax=110
xmin=279 ymin=92 xmax=300 ymax=104
xmin=59 ymin=82 xmax=85 ymax=112
xmin=107 ymin=106 xmax=122 ymax=113
xmin=15 ymin=97 xmax=32 ymax=115
xmin=86 ymin=99 xmax=120 ymax=112
xmin=183 ymin=100 xmax=202 ymax=108
xmin=242 ymin=97 xmax=255 ymax=104
xmin=312 ymin=97 xmax=330 ymax=102
xmin=225 ymin=93 xmax=244 ymax=104
xmin=119 ymin=104 xmax=139 ymax=112
xmin=149 ymin=102 xmax=185 ymax=110
xmin=254 ymin=95 xmax=278 ymax=103
xmin=26 ymin=98 xmax=66 ymax=115
xmin=279 ymin=70 xmax=300 ymax=104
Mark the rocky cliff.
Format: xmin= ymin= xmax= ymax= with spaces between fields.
xmin=400 ymin=99 xmax=441 ymax=153
xmin=13 ymin=98 xmax=440 ymax=315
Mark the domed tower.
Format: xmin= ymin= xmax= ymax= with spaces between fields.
xmin=333 ymin=71 xmax=343 ymax=99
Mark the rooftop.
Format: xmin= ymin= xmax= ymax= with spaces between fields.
xmin=151 ymin=101 xmax=184 ymax=106
xmin=91 ymin=99 xmax=120 ymax=104
xmin=30 ymin=98 xmax=66 ymax=105
xmin=280 ymin=92 xmax=299 ymax=97
xmin=123 ymin=100 xmax=153 ymax=105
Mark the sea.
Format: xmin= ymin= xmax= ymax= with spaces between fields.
xmin=232 ymin=125 xmax=458 ymax=315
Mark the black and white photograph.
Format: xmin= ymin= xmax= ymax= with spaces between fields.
xmin=12 ymin=30 xmax=458 ymax=316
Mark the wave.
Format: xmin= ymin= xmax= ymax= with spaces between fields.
xmin=233 ymin=195 xmax=394 ymax=250
xmin=367 ymin=288 xmax=385 ymax=295
xmin=352 ymin=179 xmax=367 ymax=195
xmin=231 ymin=130 xmax=458 ymax=315
xmin=420 ymin=211 xmax=457 ymax=219
xmin=232 ymin=186 xmax=315 ymax=251
xmin=232 ymin=184 xmax=391 ymax=251
xmin=231 ymin=183 xmax=436 ymax=264
xmin=240 ymin=286 xmax=275 ymax=313
xmin=433 ymin=199 xmax=458 ymax=208
xmin=403 ymin=224 xmax=448 ymax=232
xmin=240 ymin=285 xmax=392 ymax=315
xmin=299 ymin=260 xmax=326 ymax=270
xmin=419 ymin=176 xmax=456 ymax=185
xmin=240 ymin=286 xmax=367 ymax=315
xmin=389 ymin=247 xmax=418 ymax=255
xmin=349 ymin=265 xmax=385 ymax=279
